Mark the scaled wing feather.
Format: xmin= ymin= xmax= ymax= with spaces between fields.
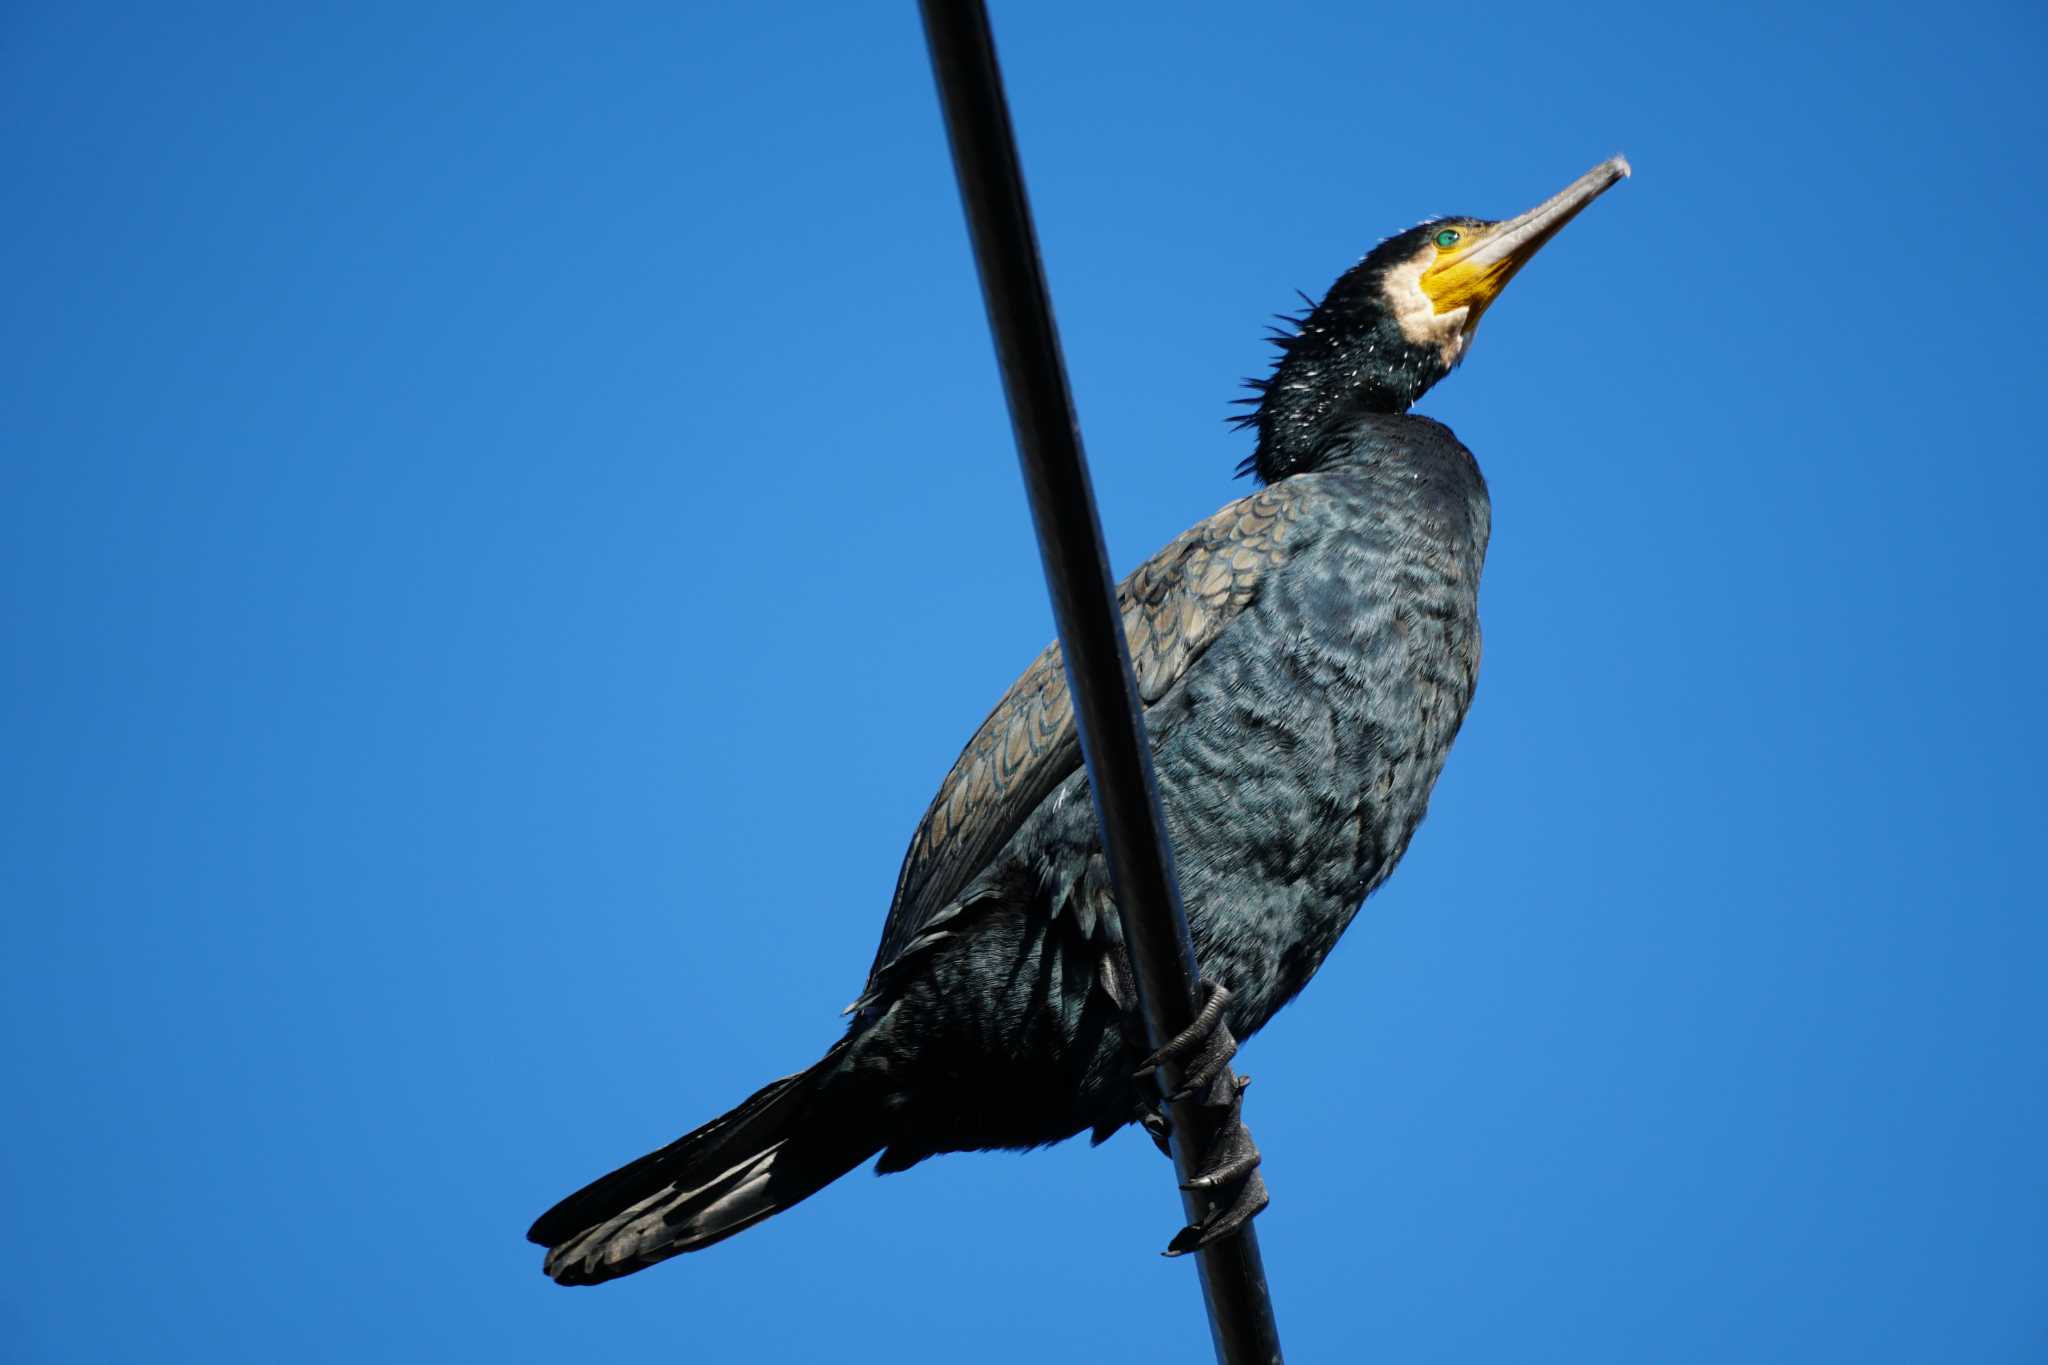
xmin=861 ymin=484 xmax=1308 ymax=993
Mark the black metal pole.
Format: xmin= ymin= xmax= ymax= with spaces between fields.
xmin=915 ymin=5 xmax=1283 ymax=1362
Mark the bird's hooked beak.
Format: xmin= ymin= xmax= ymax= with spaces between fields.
xmin=1420 ymin=156 xmax=1630 ymax=323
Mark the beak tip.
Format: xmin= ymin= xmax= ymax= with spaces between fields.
xmin=1606 ymin=154 xmax=1633 ymax=181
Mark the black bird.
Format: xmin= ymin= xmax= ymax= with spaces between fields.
xmin=529 ymin=156 xmax=1630 ymax=1284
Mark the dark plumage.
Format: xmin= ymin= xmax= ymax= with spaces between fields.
xmin=529 ymin=158 xmax=1627 ymax=1285
xmin=1232 ymin=223 xmax=1467 ymax=479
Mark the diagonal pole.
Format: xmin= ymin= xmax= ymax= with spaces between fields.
xmin=915 ymin=4 xmax=1284 ymax=1362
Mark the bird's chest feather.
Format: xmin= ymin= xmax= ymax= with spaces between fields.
xmin=1162 ymin=463 xmax=1487 ymax=1028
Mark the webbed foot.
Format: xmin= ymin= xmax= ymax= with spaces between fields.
xmin=1132 ymin=980 xmax=1270 ymax=1256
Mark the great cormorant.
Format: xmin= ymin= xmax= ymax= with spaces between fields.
xmin=529 ymin=155 xmax=1630 ymax=1284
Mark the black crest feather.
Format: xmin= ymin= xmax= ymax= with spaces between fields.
xmin=1227 ymin=219 xmax=1469 ymax=483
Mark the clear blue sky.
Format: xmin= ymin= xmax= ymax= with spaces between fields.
xmin=5 ymin=3 xmax=2043 ymax=1361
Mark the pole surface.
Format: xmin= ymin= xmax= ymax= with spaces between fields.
xmin=916 ymin=5 xmax=1284 ymax=1361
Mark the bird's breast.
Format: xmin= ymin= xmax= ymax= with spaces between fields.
xmin=1162 ymin=437 xmax=1489 ymax=1030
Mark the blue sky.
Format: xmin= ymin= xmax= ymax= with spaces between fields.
xmin=5 ymin=3 xmax=2044 ymax=1361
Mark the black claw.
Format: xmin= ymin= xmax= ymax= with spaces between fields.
xmin=1129 ymin=983 xmax=1271 ymax=1256
xmin=1181 ymin=1133 xmax=1261 ymax=1191
xmin=1165 ymin=1041 xmax=1231 ymax=1103
xmin=1136 ymin=980 xmax=1234 ymax=1084
xmin=1139 ymin=1104 xmax=1173 ymax=1158
xmin=1165 ymin=1171 xmax=1271 ymax=1256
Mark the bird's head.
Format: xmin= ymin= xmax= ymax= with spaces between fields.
xmin=1239 ymin=156 xmax=1629 ymax=481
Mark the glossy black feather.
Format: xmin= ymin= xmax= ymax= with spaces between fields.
xmin=529 ymin=220 xmax=1498 ymax=1284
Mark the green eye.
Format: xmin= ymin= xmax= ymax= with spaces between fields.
xmin=1435 ymin=228 xmax=1462 ymax=248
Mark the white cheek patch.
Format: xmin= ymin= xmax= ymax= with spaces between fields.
xmin=1384 ymin=250 xmax=1474 ymax=368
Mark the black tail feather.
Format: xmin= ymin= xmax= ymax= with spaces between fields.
xmin=528 ymin=1040 xmax=876 ymax=1285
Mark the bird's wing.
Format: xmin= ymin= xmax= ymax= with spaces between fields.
xmin=861 ymin=482 xmax=1312 ymax=995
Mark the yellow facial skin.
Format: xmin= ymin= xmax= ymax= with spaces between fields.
xmin=1419 ymin=221 xmax=1535 ymax=323
xmin=1419 ymin=156 xmax=1631 ymax=324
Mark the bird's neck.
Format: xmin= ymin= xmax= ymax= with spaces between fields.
xmin=1250 ymin=386 xmax=1412 ymax=483
xmin=1243 ymin=319 xmax=1449 ymax=484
